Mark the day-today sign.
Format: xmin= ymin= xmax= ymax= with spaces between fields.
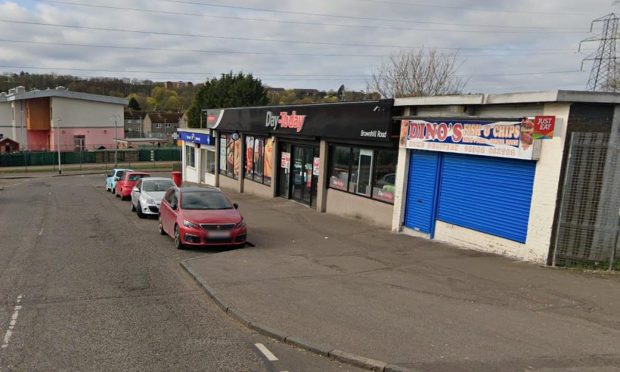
xmin=399 ymin=118 xmax=550 ymax=161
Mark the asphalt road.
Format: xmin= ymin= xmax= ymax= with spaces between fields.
xmin=0 ymin=174 xmax=361 ymax=371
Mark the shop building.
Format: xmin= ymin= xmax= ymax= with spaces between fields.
xmin=391 ymin=90 xmax=620 ymax=264
xmin=179 ymin=100 xmax=398 ymax=226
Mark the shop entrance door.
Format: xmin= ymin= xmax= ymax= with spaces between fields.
xmin=278 ymin=143 xmax=319 ymax=207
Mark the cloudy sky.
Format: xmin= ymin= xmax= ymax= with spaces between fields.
xmin=0 ymin=0 xmax=617 ymax=93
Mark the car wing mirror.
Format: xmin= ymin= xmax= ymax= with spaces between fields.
xmin=233 ymin=203 xmax=239 ymax=209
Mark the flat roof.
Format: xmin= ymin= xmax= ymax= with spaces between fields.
xmin=394 ymin=90 xmax=620 ymax=106
xmin=0 ymin=88 xmax=128 ymax=106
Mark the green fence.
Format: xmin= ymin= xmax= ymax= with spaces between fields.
xmin=138 ymin=148 xmax=182 ymax=162
xmin=0 ymin=148 xmax=180 ymax=167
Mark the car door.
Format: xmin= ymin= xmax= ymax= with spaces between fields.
xmin=131 ymin=179 xmax=142 ymax=207
xmin=160 ymin=189 xmax=174 ymax=234
xmin=166 ymin=190 xmax=179 ymax=233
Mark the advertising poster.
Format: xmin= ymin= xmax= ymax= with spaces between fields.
xmin=533 ymin=116 xmax=556 ymax=140
xmin=219 ymin=137 xmax=227 ymax=172
xmin=264 ymin=138 xmax=273 ymax=181
xmin=245 ymin=136 xmax=254 ymax=174
xmin=226 ymin=137 xmax=235 ymax=177
xmin=281 ymin=151 xmax=290 ymax=169
xmin=233 ymin=138 xmax=241 ymax=178
xmin=400 ymin=118 xmax=547 ymax=160
xmin=313 ymin=157 xmax=320 ymax=176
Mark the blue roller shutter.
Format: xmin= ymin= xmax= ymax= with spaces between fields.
xmin=404 ymin=151 xmax=441 ymax=234
xmin=437 ymin=153 xmax=536 ymax=243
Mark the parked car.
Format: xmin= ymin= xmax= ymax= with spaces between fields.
xmin=130 ymin=177 xmax=175 ymax=218
xmin=158 ymin=186 xmax=247 ymax=249
xmin=115 ymin=171 xmax=150 ymax=200
xmin=105 ymin=168 xmax=131 ymax=194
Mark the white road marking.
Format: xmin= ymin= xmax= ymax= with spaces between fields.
xmin=2 ymin=295 xmax=23 ymax=349
xmin=38 ymin=227 xmax=44 ymax=236
xmin=255 ymin=343 xmax=278 ymax=361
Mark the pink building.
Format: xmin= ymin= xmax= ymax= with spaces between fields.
xmin=0 ymin=86 xmax=128 ymax=151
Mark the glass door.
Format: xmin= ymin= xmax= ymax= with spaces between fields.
xmin=277 ymin=142 xmax=291 ymax=199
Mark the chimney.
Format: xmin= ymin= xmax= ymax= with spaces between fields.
xmin=15 ymin=86 xmax=26 ymax=94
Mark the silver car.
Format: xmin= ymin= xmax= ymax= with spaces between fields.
xmin=130 ymin=177 xmax=176 ymax=218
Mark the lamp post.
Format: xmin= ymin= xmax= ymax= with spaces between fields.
xmin=114 ymin=115 xmax=118 ymax=168
xmin=56 ymin=119 xmax=62 ymax=174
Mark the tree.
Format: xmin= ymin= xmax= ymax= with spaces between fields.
xmin=187 ymin=72 xmax=268 ymax=127
xmin=128 ymin=96 xmax=141 ymax=111
xmin=368 ymin=49 xmax=467 ymax=98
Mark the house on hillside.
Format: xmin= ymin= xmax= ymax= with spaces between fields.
xmin=0 ymin=86 xmax=127 ymax=151
xmin=142 ymin=112 xmax=183 ymax=140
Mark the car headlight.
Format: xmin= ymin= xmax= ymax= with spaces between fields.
xmin=183 ymin=220 xmax=200 ymax=229
xmin=234 ymin=219 xmax=246 ymax=229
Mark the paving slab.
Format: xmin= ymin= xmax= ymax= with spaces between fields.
xmin=185 ymin=193 xmax=620 ymax=371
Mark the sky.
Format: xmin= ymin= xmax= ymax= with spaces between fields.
xmin=0 ymin=0 xmax=617 ymax=94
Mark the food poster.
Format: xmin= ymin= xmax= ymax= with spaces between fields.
xmin=226 ymin=137 xmax=235 ymax=176
xmin=245 ymin=137 xmax=254 ymax=174
xmin=264 ymin=138 xmax=274 ymax=181
xmin=233 ymin=138 xmax=241 ymax=178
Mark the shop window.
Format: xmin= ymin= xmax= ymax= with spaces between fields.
xmin=372 ymin=150 xmax=397 ymax=203
xmin=245 ymin=136 xmax=255 ymax=179
xmin=328 ymin=145 xmax=397 ymax=204
xmin=206 ymin=150 xmax=215 ymax=174
xmin=219 ymin=133 xmax=241 ymax=179
xmin=244 ymin=136 xmax=272 ymax=186
xmin=186 ymin=145 xmax=195 ymax=168
xmin=329 ymin=145 xmax=351 ymax=191
xmin=219 ymin=135 xmax=227 ymax=175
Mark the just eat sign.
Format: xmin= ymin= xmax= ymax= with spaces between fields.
xmin=533 ymin=116 xmax=556 ymax=140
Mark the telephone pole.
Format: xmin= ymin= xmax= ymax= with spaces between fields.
xmin=580 ymin=13 xmax=620 ymax=92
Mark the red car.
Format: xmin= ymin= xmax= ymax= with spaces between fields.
xmin=158 ymin=186 xmax=247 ymax=249
xmin=115 ymin=171 xmax=150 ymax=200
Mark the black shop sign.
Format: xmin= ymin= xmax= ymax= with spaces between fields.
xmin=209 ymin=100 xmax=394 ymax=141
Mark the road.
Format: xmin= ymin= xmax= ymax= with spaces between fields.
xmin=0 ymin=174 xmax=361 ymax=371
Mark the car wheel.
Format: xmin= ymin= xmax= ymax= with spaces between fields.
xmin=158 ymin=217 xmax=166 ymax=235
xmin=174 ymin=225 xmax=184 ymax=250
xmin=136 ymin=203 xmax=145 ymax=218
xmin=131 ymin=202 xmax=136 ymax=212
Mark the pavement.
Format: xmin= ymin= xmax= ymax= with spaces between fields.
xmin=0 ymin=161 xmax=177 ymax=177
xmin=0 ymin=174 xmax=362 ymax=371
xmin=183 ymin=191 xmax=620 ymax=372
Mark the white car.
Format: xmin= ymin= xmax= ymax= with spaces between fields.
xmin=130 ymin=177 xmax=176 ymax=218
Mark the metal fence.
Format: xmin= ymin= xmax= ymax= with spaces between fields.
xmin=553 ymin=132 xmax=620 ymax=270
xmin=0 ymin=148 xmax=180 ymax=168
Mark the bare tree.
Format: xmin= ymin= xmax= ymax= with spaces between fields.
xmin=368 ymin=49 xmax=467 ymax=98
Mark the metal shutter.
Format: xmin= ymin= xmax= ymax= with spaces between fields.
xmin=404 ymin=151 xmax=441 ymax=234
xmin=437 ymin=154 xmax=536 ymax=243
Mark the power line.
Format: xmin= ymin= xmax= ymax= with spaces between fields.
xmin=349 ymin=0 xmax=590 ymax=17
xmin=0 ymin=38 xmax=584 ymax=58
xmin=0 ymin=64 xmax=584 ymax=80
xmin=150 ymin=0 xmax=582 ymax=31
xmin=34 ymin=0 xmax=586 ymax=34
xmin=0 ymin=19 xmax=588 ymax=53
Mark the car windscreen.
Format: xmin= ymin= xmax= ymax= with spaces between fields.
xmin=128 ymin=174 xmax=146 ymax=181
xmin=181 ymin=191 xmax=233 ymax=210
xmin=143 ymin=180 xmax=175 ymax=192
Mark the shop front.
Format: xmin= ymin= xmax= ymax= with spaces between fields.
xmin=178 ymin=128 xmax=215 ymax=186
xmin=208 ymin=100 xmax=397 ymax=225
